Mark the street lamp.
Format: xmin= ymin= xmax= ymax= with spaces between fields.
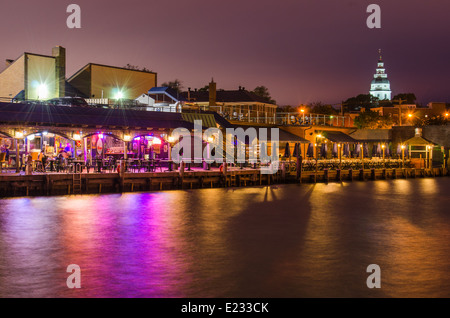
xmin=401 ymin=144 xmax=406 ymax=168
xmin=337 ymin=143 xmax=342 ymax=167
xmin=426 ymin=145 xmax=433 ymax=169
xmin=381 ymin=144 xmax=385 ymax=160
xmin=300 ymin=108 xmax=305 ymax=124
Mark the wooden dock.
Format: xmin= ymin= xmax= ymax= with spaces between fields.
xmin=0 ymin=167 xmax=448 ymax=197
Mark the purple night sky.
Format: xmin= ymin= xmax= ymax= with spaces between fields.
xmin=1 ymin=0 xmax=449 ymax=105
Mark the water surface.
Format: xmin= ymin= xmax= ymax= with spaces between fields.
xmin=1 ymin=178 xmax=449 ymax=297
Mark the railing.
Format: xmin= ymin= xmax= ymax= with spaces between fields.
xmin=1 ymin=98 xmax=352 ymax=126
xmin=198 ymin=105 xmax=353 ymax=127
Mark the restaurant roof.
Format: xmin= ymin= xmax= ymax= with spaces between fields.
xmin=322 ymin=130 xmax=357 ymax=143
xmin=0 ymin=102 xmax=196 ymax=130
xmin=232 ymin=125 xmax=310 ymax=143
xmin=350 ymin=129 xmax=391 ymax=142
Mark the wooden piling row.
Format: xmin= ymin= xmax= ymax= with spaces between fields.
xmin=0 ymin=166 xmax=449 ymax=197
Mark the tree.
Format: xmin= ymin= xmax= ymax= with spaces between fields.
xmin=198 ymin=85 xmax=209 ymax=92
xmin=393 ymin=93 xmax=416 ymax=104
xmin=161 ymin=79 xmax=183 ymax=93
xmin=277 ymin=105 xmax=298 ymax=112
xmin=344 ymin=94 xmax=379 ymax=112
xmin=124 ymin=64 xmax=152 ymax=72
xmin=413 ymin=114 xmax=448 ymax=127
xmin=252 ymin=86 xmax=276 ymax=105
xmin=354 ymin=110 xmax=393 ymax=129
xmin=308 ymin=102 xmax=339 ymax=115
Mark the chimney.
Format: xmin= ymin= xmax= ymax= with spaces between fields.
xmin=209 ymin=78 xmax=216 ymax=106
xmin=5 ymin=59 xmax=14 ymax=67
xmin=52 ymin=46 xmax=66 ymax=97
xmin=238 ymin=86 xmax=241 ymax=91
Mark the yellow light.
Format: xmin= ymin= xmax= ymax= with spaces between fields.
xmin=408 ymin=113 xmax=412 ymax=118
xmin=445 ymin=113 xmax=449 ymax=117
xmin=168 ymin=136 xmax=175 ymax=143
xmin=317 ymin=134 xmax=323 ymax=138
xmin=37 ymin=84 xmax=49 ymax=100
xmin=401 ymin=145 xmax=405 ymax=149
xmin=27 ymin=134 xmax=35 ymax=141
xmin=73 ymin=133 xmax=81 ymax=141
xmin=124 ymin=135 xmax=131 ymax=142
xmin=15 ymin=132 xmax=24 ymax=138
xmin=382 ymin=145 xmax=385 ymax=149
xmin=300 ymin=109 xmax=305 ymax=113
xmin=337 ymin=144 xmax=341 ymax=147
xmin=207 ymin=136 xmax=214 ymax=143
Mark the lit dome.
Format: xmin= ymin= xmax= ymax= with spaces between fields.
xmin=369 ymin=49 xmax=392 ymax=100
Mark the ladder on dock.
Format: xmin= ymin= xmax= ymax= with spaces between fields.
xmin=72 ymin=173 xmax=82 ymax=194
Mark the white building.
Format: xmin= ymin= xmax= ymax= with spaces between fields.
xmin=369 ymin=49 xmax=392 ymax=101
xmin=135 ymin=92 xmax=181 ymax=112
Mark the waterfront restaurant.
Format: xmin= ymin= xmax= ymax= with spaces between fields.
xmin=0 ymin=101 xmax=197 ymax=172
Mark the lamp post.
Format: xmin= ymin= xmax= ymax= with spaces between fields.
xmin=315 ymin=134 xmax=323 ymax=159
xmin=300 ymin=108 xmax=305 ymax=124
xmin=338 ymin=143 xmax=342 ymax=168
xmin=401 ymin=145 xmax=405 ymax=168
xmin=123 ymin=134 xmax=131 ymax=160
xmin=361 ymin=143 xmax=364 ymax=170
xmin=427 ymin=145 xmax=432 ymax=169
xmin=168 ymin=135 xmax=175 ymax=161
xmin=382 ymin=144 xmax=385 ymax=160
xmin=407 ymin=113 xmax=413 ymax=125
xmin=14 ymin=131 xmax=24 ymax=173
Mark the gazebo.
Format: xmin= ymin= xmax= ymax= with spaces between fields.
xmin=404 ymin=129 xmax=436 ymax=169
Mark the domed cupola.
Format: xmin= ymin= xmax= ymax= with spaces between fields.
xmin=369 ymin=49 xmax=392 ymax=100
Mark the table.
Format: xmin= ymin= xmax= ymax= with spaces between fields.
xmin=94 ymin=159 xmax=103 ymax=173
xmin=70 ymin=160 xmax=85 ymax=173
xmin=47 ymin=158 xmax=56 ymax=172
xmin=160 ymin=159 xmax=174 ymax=171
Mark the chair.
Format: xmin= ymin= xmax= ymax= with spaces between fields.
xmin=0 ymin=152 xmax=7 ymax=173
xmin=131 ymin=160 xmax=141 ymax=173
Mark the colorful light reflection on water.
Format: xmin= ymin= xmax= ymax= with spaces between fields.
xmin=0 ymin=178 xmax=449 ymax=297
